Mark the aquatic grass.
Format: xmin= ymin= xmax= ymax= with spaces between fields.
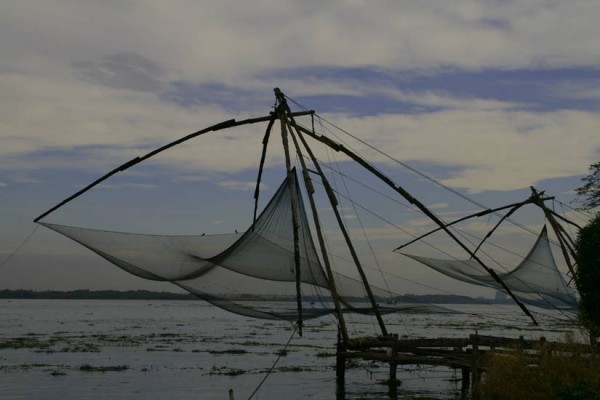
xmin=209 ymin=366 xmax=246 ymax=376
xmin=315 ymin=351 xmax=335 ymax=358
xmin=50 ymin=370 xmax=66 ymax=376
xmin=475 ymin=336 xmax=600 ymax=399
xmin=0 ymin=336 xmax=61 ymax=351
xmin=60 ymin=343 xmax=100 ymax=352
xmin=208 ymin=349 xmax=249 ymax=355
xmin=79 ymin=364 xmax=129 ymax=372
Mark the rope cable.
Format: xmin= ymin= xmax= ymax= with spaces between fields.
xmin=246 ymin=322 xmax=298 ymax=400
xmin=285 ymin=95 xmax=568 ymax=253
xmin=0 ymin=225 xmax=39 ymax=268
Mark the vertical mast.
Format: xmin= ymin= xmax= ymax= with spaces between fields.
xmin=529 ymin=187 xmax=581 ymax=294
xmin=275 ymin=103 xmax=350 ymax=343
xmin=252 ymin=117 xmax=276 ymax=227
xmin=291 ymin=118 xmax=539 ymax=325
xmin=275 ymin=88 xmax=389 ymax=337
xmin=276 ymin=96 xmax=303 ymax=336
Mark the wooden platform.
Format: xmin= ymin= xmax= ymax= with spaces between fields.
xmin=335 ymin=332 xmax=592 ymax=399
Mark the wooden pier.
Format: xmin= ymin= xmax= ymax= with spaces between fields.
xmin=335 ymin=332 xmax=590 ymax=399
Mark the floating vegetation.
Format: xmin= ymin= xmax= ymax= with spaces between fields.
xmin=60 ymin=343 xmax=100 ymax=352
xmin=79 ymin=364 xmax=129 ymax=372
xmin=208 ymin=349 xmax=248 ymax=355
xmin=315 ymin=352 xmax=335 ymax=358
xmin=237 ymin=341 xmax=261 ymax=346
xmin=278 ymin=366 xmax=315 ymax=372
xmin=50 ymin=370 xmax=67 ymax=376
xmin=209 ymin=366 xmax=246 ymax=376
xmin=0 ymin=363 xmax=54 ymax=372
xmin=0 ymin=336 xmax=53 ymax=350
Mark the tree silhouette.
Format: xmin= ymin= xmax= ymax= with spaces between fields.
xmin=575 ymin=161 xmax=600 ymax=210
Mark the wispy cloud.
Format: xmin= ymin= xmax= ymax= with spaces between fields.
xmin=72 ymin=52 xmax=167 ymax=93
xmin=171 ymin=175 xmax=211 ymax=183
xmin=428 ymin=202 xmax=449 ymax=210
xmin=96 ymin=182 xmax=159 ymax=190
xmin=218 ymin=180 xmax=259 ymax=191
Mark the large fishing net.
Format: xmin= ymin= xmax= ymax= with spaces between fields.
xmin=403 ymin=226 xmax=578 ymax=310
xmin=41 ymin=172 xmax=449 ymax=321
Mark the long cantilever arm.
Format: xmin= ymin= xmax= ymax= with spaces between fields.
xmin=34 ymin=111 xmax=314 ymax=223
xmin=290 ymin=118 xmax=538 ymax=325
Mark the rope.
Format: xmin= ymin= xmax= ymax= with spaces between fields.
xmin=0 ymin=225 xmax=39 ymax=268
xmin=246 ymin=322 xmax=298 ymax=400
xmin=286 ymin=95 xmax=566 ymax=249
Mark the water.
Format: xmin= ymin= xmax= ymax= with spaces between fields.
xmin=0 ymin=300 xmax=580 ymax=399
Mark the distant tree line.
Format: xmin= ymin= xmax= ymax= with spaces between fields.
xmin=0 ymin=289 xmax=509 ymax=304
xmin=0 ymin=289 xmax=196 ymax=300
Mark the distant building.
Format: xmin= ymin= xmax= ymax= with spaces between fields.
xmin=494 ymin=291 xmax=511 ymax=304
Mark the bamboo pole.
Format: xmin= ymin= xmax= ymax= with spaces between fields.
xmin=252 ymin=117 xmax=276 ymax=227
xmin=275 ymin=101 xmax=304 ymax=336
xmin=290 ymin=119 xmax=539 ymax=325
xmin=275 ymin=88 xmax=388 ymax=337
xmin=280 ymin=107 xmax=350 ymax=343
xmin=34 ymin=111 xmax=313 ymax=223
xmin=530 ymin=187 xmax=580 ymax=293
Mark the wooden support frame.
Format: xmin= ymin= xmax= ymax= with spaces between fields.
xmin=275 ymin=88 xmax=389 ymax=338
xmin=288 ymin=115 xmax=539 ymax=325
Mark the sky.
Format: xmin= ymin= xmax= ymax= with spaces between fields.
xmin=1 ymin=1 xmax=599 ymax=297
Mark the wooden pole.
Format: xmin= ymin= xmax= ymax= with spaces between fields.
xmin=461 ymin=367 xmax=470 ymax=399
xmin=252 ymin=117 xmax=276 ymax=227
xmin=34 ymin=110 xmax=313 ymax=223
xmin=275 ymin=89 xmax=388 ymax=336
xmin=389 ymin=334 xmax=399 ymax=384
xmin=530 ymin=187 xmax=581 ymax=294
xmin=291 ymin=120 xmax=538 ymax=325
xmin=336 ymin=327 xmax=346 ymax=384
xmin=471 ymin=332 xmax=480 ymax=389
xmin=279 ymin=106 xmax=350 ymax=343
xmin=336 ymin=326 xmax=347 ymax=400
xmin=275 ymin=101 xmax=303 ymax=336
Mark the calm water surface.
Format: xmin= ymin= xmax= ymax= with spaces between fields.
xmin=0 ymin=300 xmax=580 ymax=399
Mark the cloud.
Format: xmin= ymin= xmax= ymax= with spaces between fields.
xmin=1 ymin=1 xmax=600 ymax=194
xmin=72 ymin=52 xmax=166 ymax=93
xmin=319 ymin=108 xmax=600 ymax=192
xmin=2 ymin=1 xmax=594 ymax=296
xmin=170 ymin=175 xmax=211 ymax=183
xmin=218 ymin=180 xmax=259 ymax=191
xmin=428 ymin=202 xmax=449 ymax=210
xmin=8 ymin=176 xmax=41 ymax=184
xmin=97 ymin=182 xmax=159 ymax=190
xmin=3 ymin=2 xmax=600 ymax=82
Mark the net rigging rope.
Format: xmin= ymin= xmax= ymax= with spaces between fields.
xmin=311 ymin=112 xmax=580 ymax=319
xmin=311 ymin=163 xmax=575 ymax=315
xmin=325 ymin=141 xmax=394 ymax=300
xmin=0 ymin=225 xmax=39 ymax=268
xmin=285 ymin=95 xmax=566 ymax=249
xmin=246 ymin=322 xmax=298 ymax=400
xmin=322 ymin=140 xmax=389 ymax=334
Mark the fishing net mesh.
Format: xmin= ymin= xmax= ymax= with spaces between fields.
xmin=403 ymin=227 xmax=578 ymax=309
xmin=42 ymin=173 xmax=446 ymax=321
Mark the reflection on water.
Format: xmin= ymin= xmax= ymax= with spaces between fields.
xmin=0 ymin=300 xmax=579 ymax=399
